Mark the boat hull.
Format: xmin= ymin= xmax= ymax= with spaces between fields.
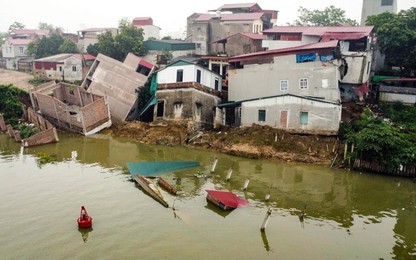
xmin=134 ymin=175 xmax=169 ymax=208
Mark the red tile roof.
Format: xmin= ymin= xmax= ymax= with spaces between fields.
xmin=195 ymin=12 xmax=264 ymax=22
xmin=12 ymin=29 xmax=49 ymax=36
xmin=7 ymin=39 xmax=33 ymax=45
xmin=219 ymin=3 xmax=259 ymax=9
xmin=221 ymin=13 xmax=264 ymax=21
xmin=133 ymin=17 xmax=153 ymax=26
xmin=263 ymin=26 xmax=374 ymax=37
xmin=229 ymin=40 xmax=339 ymax=62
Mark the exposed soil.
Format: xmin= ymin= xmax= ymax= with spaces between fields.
xmin=0 ymin=69 xmax=34 ymax=91
xmin=106 ymin=122 xmax=340 ymax=165
xmin=1 ymin=68 xmax=342 ymax=165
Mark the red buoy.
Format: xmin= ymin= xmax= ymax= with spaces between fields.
xmin=77 ymin=206 xmax=92 ymax=229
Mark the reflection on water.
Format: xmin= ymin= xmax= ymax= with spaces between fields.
xmin=78 ymin=228 xmax=93 ymax=243
xmin=0 ymin=132 xmax=416 ymax=259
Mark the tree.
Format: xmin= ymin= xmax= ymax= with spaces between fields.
xmin=8 ymin=21 xmax=25 ymax=33
xmin=347 ymin=109 xmax=415 ymax=172
xmin=366 ymin=8 xmax=416 ymax=76
xmin=86 ymin=43 xmax=100 ymax=57
xmin=294 ymin=5 xmax=358 ymax=26
xmin=28 ymin=34 xmax=65 ymax=58
xmin=59 ymin=39 xmax=79 ymax=53
xmin=95 ymin=18 xmax=145 ymax=61
xmin=38 ymin=22 xmax=55 ymax=30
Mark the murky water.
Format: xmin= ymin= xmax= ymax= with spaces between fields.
xmin=0 ymin=132 xmax=415 ymax=260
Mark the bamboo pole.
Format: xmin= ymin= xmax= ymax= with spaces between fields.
xmin=210 ymin=157 xmax=218 ymax=173
xmin=226 ymin=167 xmax=233 ymax=181
xmin=260 ymin=208 xmax=273 ymax=232
xmin=243 ymin=179 xmax=250 ymax=190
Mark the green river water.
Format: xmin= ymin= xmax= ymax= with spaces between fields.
xmin=0 ymin=132 xmax=415 ymax=260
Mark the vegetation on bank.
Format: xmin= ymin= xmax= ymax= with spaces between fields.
xmin=0 ymin=84 xmax=39 ymax=138
xmin=341 ymin=103 xmax=416 ymax=172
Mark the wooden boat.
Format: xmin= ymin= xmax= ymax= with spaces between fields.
xmin=157 ymin=177 xmax=177 ymax=195
xmin=206 ymin=190 xmax=249 ymax=211
xmin=134 ymin=175 xmax=169 ymax=208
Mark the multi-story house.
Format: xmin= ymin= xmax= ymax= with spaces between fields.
xmin=186 ymin=3 xmax=278 ymax=56
xmin=151 ymin=59 xmax=223 ymax=129
xmin=223 ymin=41 xmax=344 ymax=135
xmin=262 ymin=26 xmax=375 ymax=101
xmin=77 ymin=28 xmax=118 ymax=53
xmin=1 ymin=29 xmax=50 ymax=70
xmin=133 ymin=17 xmax=161 ymax=40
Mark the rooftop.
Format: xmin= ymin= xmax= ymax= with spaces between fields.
xmin=263 ymin=26 xmax=374 ymax=37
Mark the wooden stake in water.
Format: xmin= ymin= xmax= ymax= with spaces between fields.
xmin=210 ymin=157 xmax=218 ymax=173
xmin=265 ymin=184 xmax=273 ymax=201
xmin=261 ymin=208 xmax=273 ymax=232
xmin=243 ymin=179 xmax=250 ymax=190
xmin=226 ymin=167 xmax=233 ymax=181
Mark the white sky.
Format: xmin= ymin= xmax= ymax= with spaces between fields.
xmin=1 ymin=0 xmax=415 ymax=38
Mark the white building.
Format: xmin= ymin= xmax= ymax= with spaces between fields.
xmin=133 ymin=17 xmax=161 ymax=40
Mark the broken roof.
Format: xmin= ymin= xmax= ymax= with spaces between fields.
xmin=228 ymin=40 xmax=339 ymax=63
xmin=263 ymin=26 xmax=374 ymax=37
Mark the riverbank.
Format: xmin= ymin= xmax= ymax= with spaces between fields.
xmin=106 ymin=121 xmax=339 ymax=165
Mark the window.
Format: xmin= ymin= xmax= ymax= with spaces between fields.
xmin=72 ymin=65 xmax=77 ymax=72
xmin=322 ymin=79 xmax=328 ymax=88
xmin=381 ymin=0 xmax=393 ymax=6
xmin=19 ymin=47 xmax=24 ymax=54
xmin=196 ymin=43 xmax=201 ymax=48
xmin=258 ymin=110 xmax=266 ymax=122
xmin=296 ymin=53 xmax=316 ymax=63
xmin=176 ymin=69 xmax=183 ymax=82
xmin=157 ymin=100 xmax=164 ymax=117
xmin=195 ymin=103 xmax=202 ymax=121
xmin=280 ymin=80 xmax=289 ymax=91
xmin=300 ymin=112 xmax=309 ymax=124
xmin=196 ymin=69 xmax=201 ymax=83
xmin=299 ymin=78 xmax=308 ymax=89
xmin=214 ymin=78 xmax=219 ymax=90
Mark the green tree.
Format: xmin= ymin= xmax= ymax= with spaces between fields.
xmin=162 ymin=36 xmax=172 ymax=40
xmin=366 ymin=8 xmax=416 ymax=76
xmin=95 ymin=18 xmax=145 ymax=61
xmin=86 ymin=43 xmax=100 ymax=57
xmin=38 ymin=22 xmax=55 ymax=30
xmin=8 ymin=21 xmax=25 ymax=33
xmin=0 ymin=84 xmax=28 ymax=127
xmin=294 ymin=5 xmax=358 ymax=26
xmin=59 ymin=39 xmax=79 ymax=53
xmin=28 ymin=34 xmax=65 ymax=58
xmin=347 ymin=109 xmax=415 ymax=172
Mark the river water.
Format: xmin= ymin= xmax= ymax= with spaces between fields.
xmin=0 ymin=132 xmax=415 ymax=260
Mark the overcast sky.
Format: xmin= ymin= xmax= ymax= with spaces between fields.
xmin=1 ymin=0 xmax=415 ymax=37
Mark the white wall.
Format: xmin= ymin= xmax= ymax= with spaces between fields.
xmin=1 ymin=42 xmax=29 ymax=58
xmin=141 ymin=25 xmax=160 ymax=40
xmin=379 ymin=93 xmax=416 ymax=105
xmin=228 ymin=54 xmax=341 ymax=102
xmin=157 ymin=64 xmax=222 ymax=91
xmin=341 ymin=52 xmax=372 ymax=84
xmin=240 ymin=95 xmax=341 ymax=133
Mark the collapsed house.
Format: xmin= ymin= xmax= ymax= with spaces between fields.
xmin=30 ymin=81 xmax=111 ymax=135
xmin=81 ymin=53 xmax=156 ymax=122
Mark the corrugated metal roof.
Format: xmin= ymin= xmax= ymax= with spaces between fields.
xmin=229 ymin=40 xmax=339 ymax=62
xmin=35 ymin=53 xmax=96 ymax=62
xmin=263 ymin=26 xmax=374 ymax=37
xmin=195 ymin=14 xmax=214 ymax=22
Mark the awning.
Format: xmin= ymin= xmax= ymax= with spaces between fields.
xmin=139 ymin=95 xmax=157 ymax=117
xmin=217 ymin=101 xmax=242 ymax=108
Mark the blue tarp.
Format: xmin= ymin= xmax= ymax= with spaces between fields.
xmin=296 ymin=53 xmax=316 ymax=63
xmin=320 ymin=54 xmax=334 ymax=62
xmin=127 ymin=161 xmax=200 ymax=176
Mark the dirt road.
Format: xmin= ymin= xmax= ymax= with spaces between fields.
xmin=0 ymin=69 xmax=34 ymax=92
